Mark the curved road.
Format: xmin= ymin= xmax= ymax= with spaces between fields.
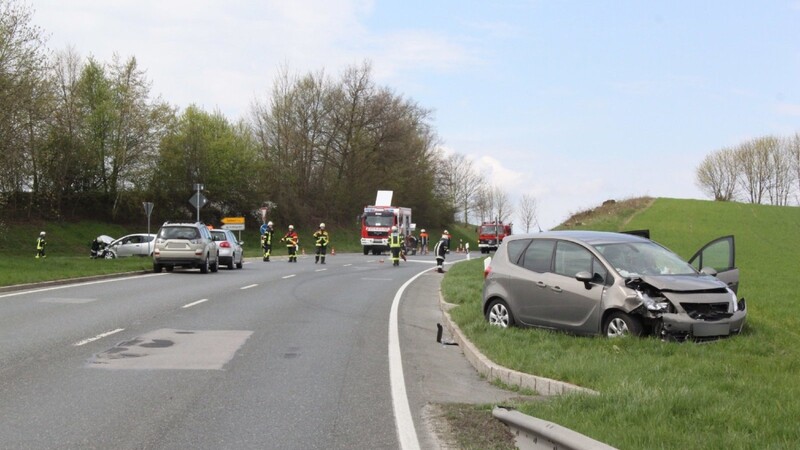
xmin=0 ymin=252 xmax=512 ymax=449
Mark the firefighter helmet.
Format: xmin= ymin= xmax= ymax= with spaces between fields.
xmin=392 ymin=226 xmax=398 ymax=232
xmin=288 ymin=225 xmax=294 ymax=230
xmin=319 ymin=223 xmax=325 ymax=229
xmin=40 ymin=231 xmax=46 ymax=236
xmin=267 ymin=221 xmax=273 ymax=227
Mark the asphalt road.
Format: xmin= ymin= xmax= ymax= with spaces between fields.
xmin=0 ymin=252 xmax=520 ymax=449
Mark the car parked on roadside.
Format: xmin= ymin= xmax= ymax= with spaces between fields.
xmin=482 ymin=230 xmax=746 ymax=341
xmin=152 ymin=222 xmax=218 ymax=274
xmin=102 ymin=233 xmax=156 ymax=259
xmin=210 ymin=228 xmax=244 ymax=270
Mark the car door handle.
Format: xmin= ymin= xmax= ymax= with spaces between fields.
xmin=551 ymin=286 xmax=563 ymax=293
xmin=536 ymin=281 xmax=547 ymax=288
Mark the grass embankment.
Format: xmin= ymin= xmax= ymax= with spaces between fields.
xmin=441 ymin=197 xmax=800 ymax=449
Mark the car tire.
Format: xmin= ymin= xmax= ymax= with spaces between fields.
xmin=153 ymin=263 xmax=162 ymax=273
xmin=236 ymin=258 xmax=243 ymax=269
xmin=228 ymin=255 xmax=235 ymax=270
xmin=200 ymin=257 xmax=209 ymax=274
xmin=603 ymin=311 xmax=643 ymax=338
xmin=485 ymin=298 xmax=515 ymax=328
xmin=104 ymin=251 xmax=115 ymax=259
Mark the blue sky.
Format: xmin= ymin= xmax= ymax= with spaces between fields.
xmin=30 ymin=1 xmax=800 ymax=229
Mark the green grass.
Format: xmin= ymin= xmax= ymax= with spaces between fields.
xmin=442 ymin=198 xmax=800 ymax=449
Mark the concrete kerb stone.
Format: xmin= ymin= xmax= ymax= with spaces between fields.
xmin=438 ymin=290 xmax=598 ymax=397
xmin=0 ymin=270 xmax=152 ymax=294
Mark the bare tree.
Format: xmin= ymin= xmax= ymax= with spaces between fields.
xmin=517 ymin=193 xmax=538 ymax=232
xmin=696 ymin=147 xmax=738 ymax=201
xmin=790 ymin=133 xmax=800 ymax=204
xmin=767 ymin=136 xmax=794 ymax=206
xmin=736 ymin=137 xmax=775 ymax=204
xmin=436 ymin=152 xmax=483 ymax=223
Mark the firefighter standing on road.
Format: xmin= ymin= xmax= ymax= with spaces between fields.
xmin=282 ymin=225 xmax=299 ymax=263
xmin=36 ymin=231 xmax=47 ymax=259
xmin=313 ymin=223 xmax=329 ymax=264
xmin=419 ymin=229 xmax=429 ymax=255
xmin=261 ymin=221 xmax=274 ymax=262
xmin=434 ymin=234 xmax=449 ymax=273
xmin=389 ymin=226 xmax=403 ymax=266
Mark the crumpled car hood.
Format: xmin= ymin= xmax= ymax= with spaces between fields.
xmin=633 ymin=274 xmax=727 ymax=293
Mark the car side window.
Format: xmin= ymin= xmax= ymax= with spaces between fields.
xmin=520 ymin=239 xmax=555 ymax=273
xmin=506 ymin=239 xmax=529 ymax=266
xmin=592 ymin=257 xmax=610 ymax=285
xmin=554 ymin=241 xmax=593 ymax=277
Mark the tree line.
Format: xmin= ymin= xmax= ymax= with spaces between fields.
xmin=2 ymin=0 xmax=503 ymax=231
xmin=696 ymin=133 xmax=800 ymax=206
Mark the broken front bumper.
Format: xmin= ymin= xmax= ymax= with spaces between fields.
xmin=658 ymin=300 xmax=747 ymax=339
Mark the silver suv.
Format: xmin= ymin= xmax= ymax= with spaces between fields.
xmin=153 ymin=222 xmax=219 ymax=273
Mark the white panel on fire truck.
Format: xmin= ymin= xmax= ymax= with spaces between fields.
xmin=375 ymin=190 xmax=393 ymax=206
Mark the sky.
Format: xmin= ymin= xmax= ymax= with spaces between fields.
xmin=27 ymin=0 xmax=800 ymax=230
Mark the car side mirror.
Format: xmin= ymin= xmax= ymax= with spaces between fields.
xmin=700 ymin=266 xmax=718 ymax=276
xmin=239 ymin=241 xmax=244 ymax=245
xmin=575 ymin=271 xmax=593 ymax=282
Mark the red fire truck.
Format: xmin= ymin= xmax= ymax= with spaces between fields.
xmin=360 ymin=205 xmax=412 ymax=255
xmin=477 ymin=221 xmax=512 ymax=254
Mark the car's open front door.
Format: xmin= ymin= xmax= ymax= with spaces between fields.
xmin=688 ymin=235 xmax=738 ymax=294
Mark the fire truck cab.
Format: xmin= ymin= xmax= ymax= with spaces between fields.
xmin=360 ymin=206 xmax=412 ymax=255
xmin=477 ymin=221 xmax=512 ymax=254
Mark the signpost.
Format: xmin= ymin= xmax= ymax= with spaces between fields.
xmin=143 ymin=201 xmax=154 ymax=255
xmin=189 ymin=184 xmax=207 ymax=222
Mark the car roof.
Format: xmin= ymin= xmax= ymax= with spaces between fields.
xmin=506 ymin=230 xmax=651 ymax=246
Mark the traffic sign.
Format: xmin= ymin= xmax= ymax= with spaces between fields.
xmin=221 ymin=217 xmax=245 ymax=224
xmin=222 ymin=224 xmax=245 ymax=231
xmin=260 ymin=224 xmax=269 ymax=234
xmin=189 ymin=192 xmax=208 ymax=210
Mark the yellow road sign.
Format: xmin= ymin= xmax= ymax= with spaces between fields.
xmin=221 ymin=217 xmax=245 ymax=224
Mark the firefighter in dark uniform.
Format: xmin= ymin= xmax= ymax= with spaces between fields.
xmin=261 ymin=221 xmax=274 ymax=262
xmin=389 ymin=226 xmax=403 ymax=266
xmin=282 ymin=225 xmax=299 ymax=262
xmin=434 ymin=234 xmax=449 ymax=273
xmin=36 ymin=231 xmax=47 ymax=259
xmin=313 ymin=223 xmax=329 ymax=264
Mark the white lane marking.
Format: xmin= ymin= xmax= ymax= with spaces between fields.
xmin=282 ymin=274 xmax=296 ymax=279
xmin=0 ymin=273 xmax=167 ymax=299
xmin=343 ymin=264 xmax=353 ymax=267
xmin=315 ymin=269 xmax=327 ymax=272
xmin=362 ymin=278 xmax=392 ymax=281
xmin=241 ymin=284 xmax=258 ymax=290
xmin=389 ymin=268 xmax=429 ymax=450
xmin=73 ymin=328 xmax=125 ymax=347
xmin=182 ymin=299 xmax=209 ymax=309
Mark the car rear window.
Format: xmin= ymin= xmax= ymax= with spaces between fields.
xmin=505 ymin=239 xmax=529 ymax=265
xmin=161 ymin=227 xmax=200 ymax=240
xmin=520 ymin=239 xmax=555 ymax=273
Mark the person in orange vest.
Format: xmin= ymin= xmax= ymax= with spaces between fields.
xmin=281 ymin=225 xmax=299 ymax=262
xmin=36 ymin=231 xmax=47 ymax=259
xmin=389 ymin=226 xmax=403 ymax=266
xmin=313 ymin=223 xmax=330 ymax=264
xmin=419 ymin=229 xmax=429 ymax=255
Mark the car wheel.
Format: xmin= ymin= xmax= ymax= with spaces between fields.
xmin=236 ymin=256 xmax=243 ymax=269
xmin=485 ymin=299 xmax=515 ymax=328
xmin=200 ymin=257 xmax=209 ymax=274
xmin=228 ymin=254 xmax=235 ymax=270
xmin=604 ymin=311 xmax=643 ymax=338
xmin=153 ymin=263 xmax=162 ymax=273
xmin=211 ymin=254 xmax=219 ymax=272
xmin=104 ymin=251 xmax=115 ymax=259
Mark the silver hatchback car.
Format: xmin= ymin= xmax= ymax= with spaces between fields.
xmin=482 ymin=231 xmax=747 ymax=340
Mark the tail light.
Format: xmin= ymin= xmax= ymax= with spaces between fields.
xmin=218 ymin=241 xmax=231 ymax=248
xmin=484 ymin=265 xmax=492 ymax=279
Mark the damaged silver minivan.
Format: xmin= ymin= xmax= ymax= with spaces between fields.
xmin=482 ymin=230 xmax=746 ymax=340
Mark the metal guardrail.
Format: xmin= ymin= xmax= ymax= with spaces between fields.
xmin=492 ymin=407 xmax=618 ymax=450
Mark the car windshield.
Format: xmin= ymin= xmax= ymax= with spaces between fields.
xmin=211 ymin=231 xmax=227 ymax=241
xmin=364 ymin=214 xmax=393 ymax=227
xmin=594 ymin=242 xmax=696 ymax=277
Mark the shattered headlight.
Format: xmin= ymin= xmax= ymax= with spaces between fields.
xmin=638 ymin=291 xmax=670 ymax=312
xmin=728 ymin=288 xmax=738 ymax=312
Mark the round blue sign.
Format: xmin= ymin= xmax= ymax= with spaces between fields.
xmin=260 ymin=223 xmax=269 ymax=234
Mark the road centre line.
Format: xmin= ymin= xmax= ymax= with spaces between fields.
xmin=240 ymin=284 xmax=258 ymax=290
xmin=73 ymin=328 xmax=125 ymax=347
xmin=343 ymin=264 xmax=352 ymax=267
xmin=182 ymin=299 xmax=209 ymax=309
xmin=315 ymin=269 xmax=327 ymax=272
xmin=282 ymin=274 xmax=296 ymax=279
